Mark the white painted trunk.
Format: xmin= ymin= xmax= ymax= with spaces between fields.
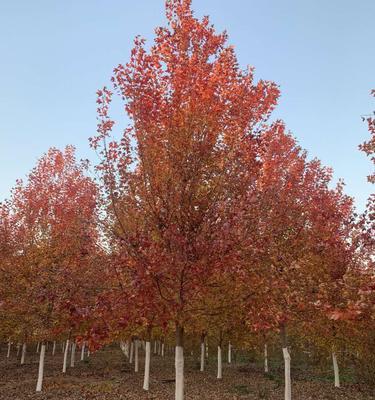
xmin=161 ymin=342 xmax=165 ymax=357
xmin=332 ymin=352 xmax=340 ymax=388
xmin=62 ymin=339 xmax=69 ymax=373
xmin=21 ymin=343 xmax=26 ymax=365
xmin=264 ymin=343 xmax=269 ymax=373
xmin=129 ymin=341 xmax=134 ymax=363
xmin=175 ymin=346 xmax=184 ymax=400
xmin=200 ymin=341 xmax=205 ymax=372
xmin=52 ymin=341 xmax=56 ymax=356
xmin=7 ymin=341 xmax=11 ymax=358
xmin=282 ymin=347 xmax=291 ymax=400
xmin=217 ymin=346 xmax=222 ymax=379
xmin=228 ymin=342 xmax=232 ymax=364
xmin=36 ymin=343 xmax=46 ymax=392
xmin=70 ymin=342 xmax=76 ymax=367
xmin=81 ymin=342 xmax=85 ymax=361
xmin=205 ymin=339 xmax=208 ymax=358
xmin=134 ymin=340 xmax=139 ymax=372
xmin=143 ymin=341 xmax=151 ymax=390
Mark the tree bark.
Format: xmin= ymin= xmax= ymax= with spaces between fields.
xmin=70 ymin=342 xmax=76 ymax=367
xmin=143 ymin=341 xmax=151 ymax=390
xmin=281 ymin=325 xmax=291 ymax=400
xmin=7 ymin=340 xmax=11 ymax=358
xmin=332 ymin=352 xmax=340 ymax=388
xmin=125 ymin=340 xmax=130 ymax=358
xmin=81 ymin=342 xmax=85 ymax=361
xmin=36 ymin=343 xmax=46 ymax=392
xmin=175 ymin=325 xmax=184 ymax=400
xmin=134 ymin=339 xmax=139 ymax=372
xmin=217 ymin=345 xmax=222 ymax=379
xmin=200 ymin=333 xmax=205 ymax=372
xmin=217 ymin=331 xmax=223 ymax=379
xmin=21 ymin=343 xmax=26 ymax=365
xmin=129 ymin=340 xmax=134 ymax=363
xmin=62 ymin=339 xmax=69 ymax=373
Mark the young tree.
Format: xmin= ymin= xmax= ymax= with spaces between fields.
xmin=239 ymin=122 xmax=354 ymax=400
xmin=2 ymin=146 xmax=98 ymax=391
xmin=90 ymin=1 xmax=279 ymax=399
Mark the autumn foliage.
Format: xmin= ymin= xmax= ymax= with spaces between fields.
xmin=0 ymin=0 xmax=374 ymax=398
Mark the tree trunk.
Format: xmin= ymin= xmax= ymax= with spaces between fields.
xmin=200 ymin=334 xmax=205 ymax=372
xmin=129 ymin=340 xmax=134 ymax=363
xmin=36 ymin=343 xmax=46 ymax=392
xmin=21 ymin=343 xmax=27 ymax=365
xmin=281 ymin=325 xmax=291 ymax=400
xmin=16 ymin=343 xmax=20 ymax=356
xmin=36 ymin=342 xmax=40 ymax=353
xmin=332 ymin=352 xmax=340 ymax=388
xmin=125 ymin=340 xmax=130 ymax=358
xmin=70 ymin=342 xmax=76 ymax=367
xmin=175 ymin=325 xmax=184 ymax=400
xmin=228 ymin=342 xmax=232 ymax=364
xmin=143 ymin=341 xmax=151 ymax=390
xmin=62 ymin=339 xmax=69 ymax=373
xmin=217 ymin=331 xmax=223 ymax=379
xmin=52 ymin=341 xmax=56 ymax=356
xmin=282 ymin=347 xmax=291 ymax=400
xmin=217 ymin=345 xmax=222 ymax=379
xmin=264 ymin=343 xmax=269 ymax=373
xmin=134 ymin=339 xmax=139 ymax=372
xmin=81 ymin=342 xmax=85 ymax=361
xmin=7 ymin=340 xmax=11 ymax=358
xmin=161 ymin=341 xmax=165 ymax=357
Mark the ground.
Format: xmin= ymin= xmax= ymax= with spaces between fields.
xmin=1 ymin=344 xmax=374 ymax=399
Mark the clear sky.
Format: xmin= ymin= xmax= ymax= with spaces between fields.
xmin=0 ymin=0 xmax=374 ymax=211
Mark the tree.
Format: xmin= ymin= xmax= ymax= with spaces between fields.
xmin=90 ymin=1 xmax=279 ymax=398
xmin=1 ymin=146 xmax=98 ymax=391
xmin=238 ymin=122 xmax=354 ymax=399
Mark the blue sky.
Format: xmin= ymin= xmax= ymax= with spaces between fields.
xmin=0 ymin=0 xmax=374 ymax=211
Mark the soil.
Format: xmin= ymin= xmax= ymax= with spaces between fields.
xmin=1 ymin=344 xmax=374 ymax=399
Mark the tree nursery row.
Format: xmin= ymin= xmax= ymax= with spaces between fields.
xmin=0 ymin=1 xmax=374 ymax=399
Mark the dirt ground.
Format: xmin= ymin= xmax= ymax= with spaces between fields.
xmin=1 ymin=344 xmax=374 ymax=399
